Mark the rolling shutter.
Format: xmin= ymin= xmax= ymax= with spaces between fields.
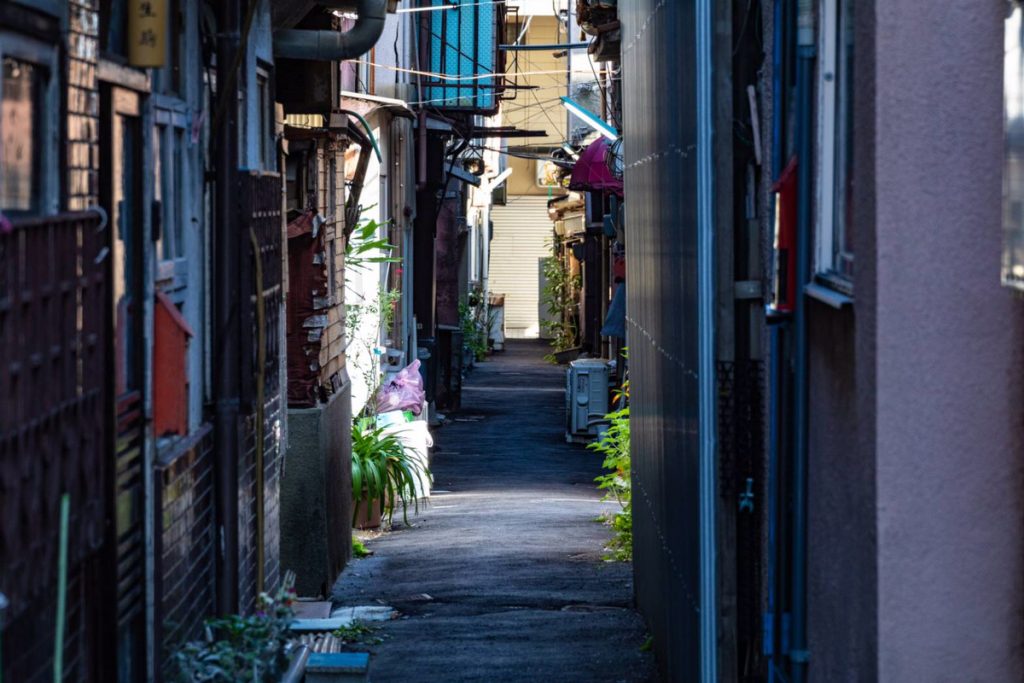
xmin=489 ymin=196 xmax=553 ymax=338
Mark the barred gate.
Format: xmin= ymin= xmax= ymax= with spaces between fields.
xmin=0 ymin=211 xmax=113 ymax=682
xmin=238 ymin=172 xmax=284 ymax=611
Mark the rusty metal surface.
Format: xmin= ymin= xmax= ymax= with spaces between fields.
xmin=0 ymin=211 xmax=110 ymax=681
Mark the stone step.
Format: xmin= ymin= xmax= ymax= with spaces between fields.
xmin=305 ymin=652 xmax=370 ymax=683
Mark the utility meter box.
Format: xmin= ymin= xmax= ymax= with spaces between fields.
xmin=566 ymin=359 xmax=611 ymax=443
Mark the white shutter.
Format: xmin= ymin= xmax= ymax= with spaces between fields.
xmin=489 ymin=196 xmax=553 ymax=339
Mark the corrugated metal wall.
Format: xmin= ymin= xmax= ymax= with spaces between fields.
xmin=621 ymin=1 xmax=705 ymax=679
xmin=490 ymin=196 xmax=553 ymax=338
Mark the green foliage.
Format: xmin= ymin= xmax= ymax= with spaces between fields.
xmin=344 ymin=214 xmax=399 ymax=280
xmin=589 ymin=382 xmax=632 ymax=561
xmin=172 ymin=587 xmax=296 ymax=682
xmin=332 ymin=622 xmax=383 ymax=645
xmin=541 ymin=237 xmax=580 ymax=357
xmin=351 ymin=418 xmax=431 ymax=526
xmin=352 ymin=535 xmax=372 ymax=558
xmin=459 ymin=295 xmax=489 ymax=361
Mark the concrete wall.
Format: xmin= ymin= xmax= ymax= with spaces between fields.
xmin=807 ymin=2 xmax=1024 ymax=680
xmin=281 ymin=379 xmax=353 ymax=598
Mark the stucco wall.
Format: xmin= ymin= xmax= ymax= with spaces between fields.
xmin=809 ymin=2 xmax=1024 ymax=681
xmin=871 ymin=3 xmax=1024 ymax=680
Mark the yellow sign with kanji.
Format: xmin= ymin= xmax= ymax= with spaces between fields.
xmin=128 ymin=0 xmax=167 ymax=67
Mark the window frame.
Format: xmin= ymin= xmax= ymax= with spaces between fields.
xmin=153 ymin=103 xmax=190 ymax=294
xmin=0 ymin=31 xmax=59 ymax=216
xmin=814 ymin=0 xmax=854 ymax=292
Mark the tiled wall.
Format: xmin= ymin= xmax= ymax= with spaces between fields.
xmin=155 ymin=426 xmax=216 ymax=679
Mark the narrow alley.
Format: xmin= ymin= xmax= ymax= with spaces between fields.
xmin=332 ymin=342 xmax=656 ymax=681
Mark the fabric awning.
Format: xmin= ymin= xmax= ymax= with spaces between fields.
xmin=568 ymin=138 xmax=623 ymax=197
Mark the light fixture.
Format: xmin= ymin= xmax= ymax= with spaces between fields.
xmin=560 ymin=96 xmax=618 ymax=142
xmin=485 ymin=167 xmax=513 ymax=191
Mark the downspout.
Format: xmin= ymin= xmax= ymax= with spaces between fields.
xmin=273 ymin=0 xmax=387 ymax=61
xmin=790 ymin=0 xmax=815 ymax=680
xmin=696 ymin=0 xmax=717 ymax=681
xmin=767 ymin=2 xmax=785 ymax=678
xmin=214 ymin=0 xmax=241 ymax=616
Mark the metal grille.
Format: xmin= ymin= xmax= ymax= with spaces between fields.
xmin=155 ymin=425 xmax=216 ymax=681
xmin=238 ymin=172 xmax=284 ymax=612
xmin=718 ymin=360 xmax=766 ymax=681
xmin=0 ymin=211 xmax=110 ymax=681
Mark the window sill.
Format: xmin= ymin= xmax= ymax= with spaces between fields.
xmin=805 ymin=281 xmax=854 ymax=309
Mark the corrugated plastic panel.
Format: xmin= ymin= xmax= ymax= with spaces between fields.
xmin=621 ymin=0 xmax=704 ymax=679
xmin=425 ymin=0 xmax=498 ymax=111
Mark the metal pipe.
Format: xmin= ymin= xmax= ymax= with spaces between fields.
xmin=214 ymin=0 xmax=241 ymax=616
xmin=695 ymin=0 xmax=717 ymax=680
xmin=273 ymin=0 xmax=387 ymax=61
xmin=790 ymin=0 xmax=816 ymax=678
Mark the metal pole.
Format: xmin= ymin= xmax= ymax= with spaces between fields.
xmin=52 ymin=494 xmax=70 ymax=683
xmin=790 ymin=0 xmax=816 ymax=679
xmin=696 ymin=0 xmax=718 ymax=680
xmin=214 ymin=0 xmax=241 ymax=616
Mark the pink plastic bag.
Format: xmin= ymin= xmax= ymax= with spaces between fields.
xmin=375 ymin=359 xmax=426 ymax=415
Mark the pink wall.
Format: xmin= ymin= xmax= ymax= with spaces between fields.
xmin=808 ymin=2 xmax=1024 ymax=680
xmin=871 ymin=2 xmax=1024 ymax=679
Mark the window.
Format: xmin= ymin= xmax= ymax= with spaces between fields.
xmin=153 ymin=123 xmax=186 ymax=263
xmin=0 ymin=34 xmax=57 ymax=216
xmin=816 ymin=0 xmax=855 ymax=288
xmin=1 ymin=58 xmax=40 ymax=213
xmin=1005 ymin=3 xmax=1024 ymax=290
xmin=256 ymin=67 xmax=274 ymax=170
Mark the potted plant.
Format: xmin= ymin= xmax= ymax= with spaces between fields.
xmin=351 ymin=418 xmax=430 ymax=529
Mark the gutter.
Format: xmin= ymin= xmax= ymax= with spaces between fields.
xmin=274 ymin=0 xmax=387 ymax=61
xmin=790 ymin=0 xmax=816 ymax=680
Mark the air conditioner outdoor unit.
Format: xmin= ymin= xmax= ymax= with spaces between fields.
xmin=566 ymin=359 xmax=611 ymax=443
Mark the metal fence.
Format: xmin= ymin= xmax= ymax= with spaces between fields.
xmin=0 ymin=211 xmax=111 ymax=681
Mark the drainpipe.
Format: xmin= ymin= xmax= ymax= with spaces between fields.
xmin=790 ymin=0 xmax=815 ymax=680
xmin=273 ymin=0 xmax=387 ymax=61
xmin=214 ymin=0 xmax=241 ymax=616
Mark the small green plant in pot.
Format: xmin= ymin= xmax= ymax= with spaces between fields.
xmin=351 ymin=418 xmax=430 ymax=529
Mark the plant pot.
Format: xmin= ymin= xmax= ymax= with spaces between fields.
xmin=553 ymin=347 xmax=581 ymax=364
xmin=353 ymin=497 xmax=383 ymax=530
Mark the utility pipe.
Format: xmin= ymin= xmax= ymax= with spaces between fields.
xmin=273 ymin=0 xmax=387 ymax=61
xmin=695 ymin=0 xmax=717 ymax=680
xmin=214 ymin=0 xmax=241 ymax=616
xmin=790 ymin=0 xmax=816 ymax=680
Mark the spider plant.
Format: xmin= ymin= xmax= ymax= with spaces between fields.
xmin=351 ymin=418 xmax=430 ymax=526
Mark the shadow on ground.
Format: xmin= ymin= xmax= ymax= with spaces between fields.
xmin=331 ymin=341 xmax=657 ymax=682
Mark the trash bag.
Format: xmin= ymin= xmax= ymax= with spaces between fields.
xmin=375 ymin=359 xmax=426 ymax=415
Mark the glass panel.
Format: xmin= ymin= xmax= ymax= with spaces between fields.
xmin=832 ymin=0 xmax=855 ymax=279
xmin=1 ymin=58 xmax=39 ymax=213
xmin=1004 ymin=3 xmax=1024 ymax=290
xmin=173 ymin=127 xmax=185 ymax=256
xmin=113 ymin=112 xmax=142 ymax=394
xmin=153 ymin=125 xmax=165 ymax=258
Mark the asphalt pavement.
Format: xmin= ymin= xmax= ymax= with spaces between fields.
xmin=331 ymin=340 xmax=657 ymax=682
